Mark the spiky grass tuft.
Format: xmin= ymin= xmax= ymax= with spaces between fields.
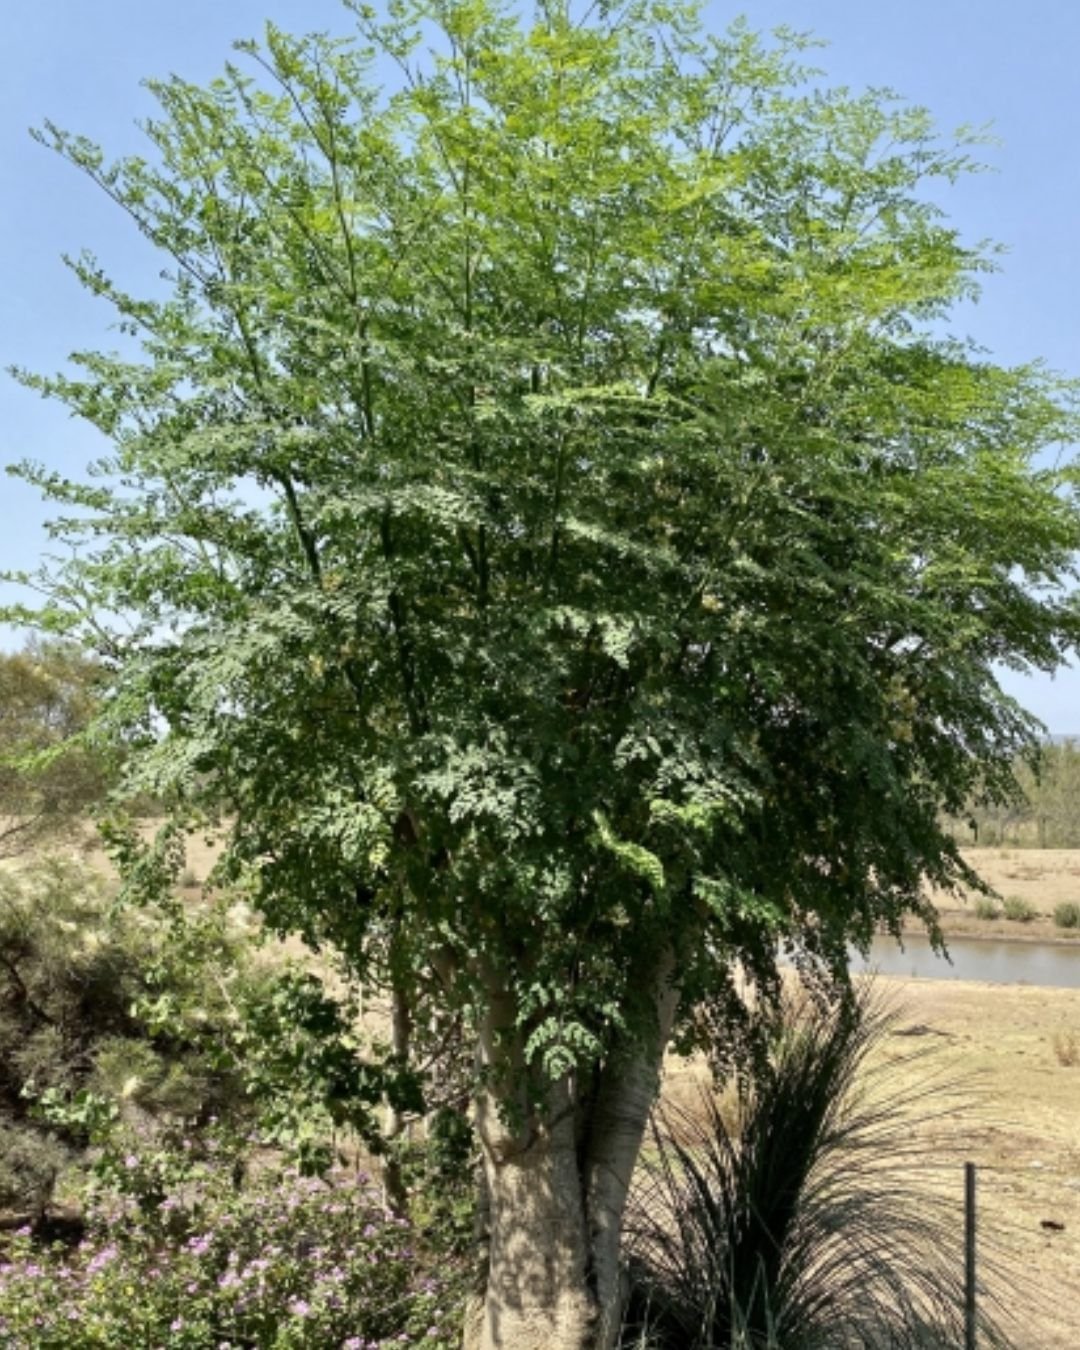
xmin=623 ymin=982 xmax=1014 ymax=1349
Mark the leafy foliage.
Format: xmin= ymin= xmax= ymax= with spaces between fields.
xmin=0 ymin=860 xmax=398 ymax=1216
xmin=947 ymin=739 xmax=1080 ymax=847
xmin=6 ymin=0 xmax=1080 ymax=1325
xmin=0 ymin=857 xmax=242 ymax=1212
xmin=8 ymin=0 xmax=1080 ymax=1097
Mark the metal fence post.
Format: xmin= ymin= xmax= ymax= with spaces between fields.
xmin=965 ymin=1160 xmax=977 ymax=1350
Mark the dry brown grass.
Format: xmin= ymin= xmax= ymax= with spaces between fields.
xmin=921 ymin=847 xmax=1080 ymax=944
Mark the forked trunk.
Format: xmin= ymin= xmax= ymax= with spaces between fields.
xmin=465 ymin=953 xmax=678 ymax=1350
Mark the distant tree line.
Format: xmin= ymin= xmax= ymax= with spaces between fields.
xmin=948 ymin=740 xmax=1080 ymax=847
xmin=0 ymin=640 xmax=111 ymax=859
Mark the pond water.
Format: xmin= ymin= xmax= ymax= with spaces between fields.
xmin=856 ymin=932 xmax=1080 ymax=989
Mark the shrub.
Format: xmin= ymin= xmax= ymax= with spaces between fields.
xmin=0 ymin=859 xmax=406 ymax=1217
xmin=1002 ymin=896 xmax=1037 ymax=923
xmin=623 ymin=985 xmax=1013 ymax=1349
xmin=0 ymin=1158 xmax=465 ymax=1347
xmin=0 ymin=641 xmax=112 ymax=861
xmin=0 ymin=1125 xmax=69 ymax=1219
xmin=973 ymin=897 xmax=1002 ymax=921
xmin=396 ymin=1106 xmax=477 ymax=1256
xmin=0 ymin=859 xmax=263 ymax=1212
xmin=1053 ymin=902 xmax=1080 ymax=930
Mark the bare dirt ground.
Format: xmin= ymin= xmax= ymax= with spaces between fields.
xmin=861 ymin=977 xmax=1080 ymax=1349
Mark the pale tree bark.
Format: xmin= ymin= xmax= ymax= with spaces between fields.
xmin=465 ymin=952 xmax=679 ymax=1350
xmin=584 ymin=948 xmax=679 ymax=1349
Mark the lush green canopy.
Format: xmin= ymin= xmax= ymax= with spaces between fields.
xmin=7 ymin=2 xmax=1080 ymax=1340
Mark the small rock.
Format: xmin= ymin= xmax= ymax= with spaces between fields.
xmin=1040 ymin=1219 xmax=1065 ymax=1232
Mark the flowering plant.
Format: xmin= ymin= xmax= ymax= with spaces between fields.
xmin=0 ymin=1159 xmax=464 ymax=1347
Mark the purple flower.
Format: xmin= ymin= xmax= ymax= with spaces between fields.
xmin=288 ymin=1297 xmax=311 ymax=1317
xmin=86 ymin=1244 xmax=118 ymax=1275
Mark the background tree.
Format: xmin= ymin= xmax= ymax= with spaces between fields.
xmin=6 ymin=2 xmax=1080 ymax=1345
xmin=0 ymin=640 xmax=109 ymax=858
xmin=948 ymin=739 xmax=1080 ymax=847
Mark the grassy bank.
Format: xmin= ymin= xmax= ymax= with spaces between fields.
xmin=924 ymin=847 xmax=1080 ymax=944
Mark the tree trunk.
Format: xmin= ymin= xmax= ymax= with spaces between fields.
xmin=585 ymin=949 xmax=679 ymax=1348
xmin=465 ymin=953 xmax=678 ymax=1350
xmin=381 ymin=972 xmax=411 ymax=1214
xmin=473 ymin=1074 xmax=596 ymax=1349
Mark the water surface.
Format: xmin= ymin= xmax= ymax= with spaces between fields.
xmin=857 ymin=932 xmax=1080 ymax=988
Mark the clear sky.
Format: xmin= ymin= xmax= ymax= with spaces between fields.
xmin=2 ymin=1 xmax=1078 ymax=729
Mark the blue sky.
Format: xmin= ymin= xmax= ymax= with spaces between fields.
xmin=2 ymin=1 xmax=1079 ymax=728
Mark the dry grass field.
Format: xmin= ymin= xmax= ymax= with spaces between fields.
xmin=925 ymin=846 xmax=1080 ymax=943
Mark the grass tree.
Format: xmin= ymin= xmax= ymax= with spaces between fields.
xmin=6 ymin=1 xmax=1080 ymax=1345
xmin=625 ymin=985 xmax=1012 ymax=1348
